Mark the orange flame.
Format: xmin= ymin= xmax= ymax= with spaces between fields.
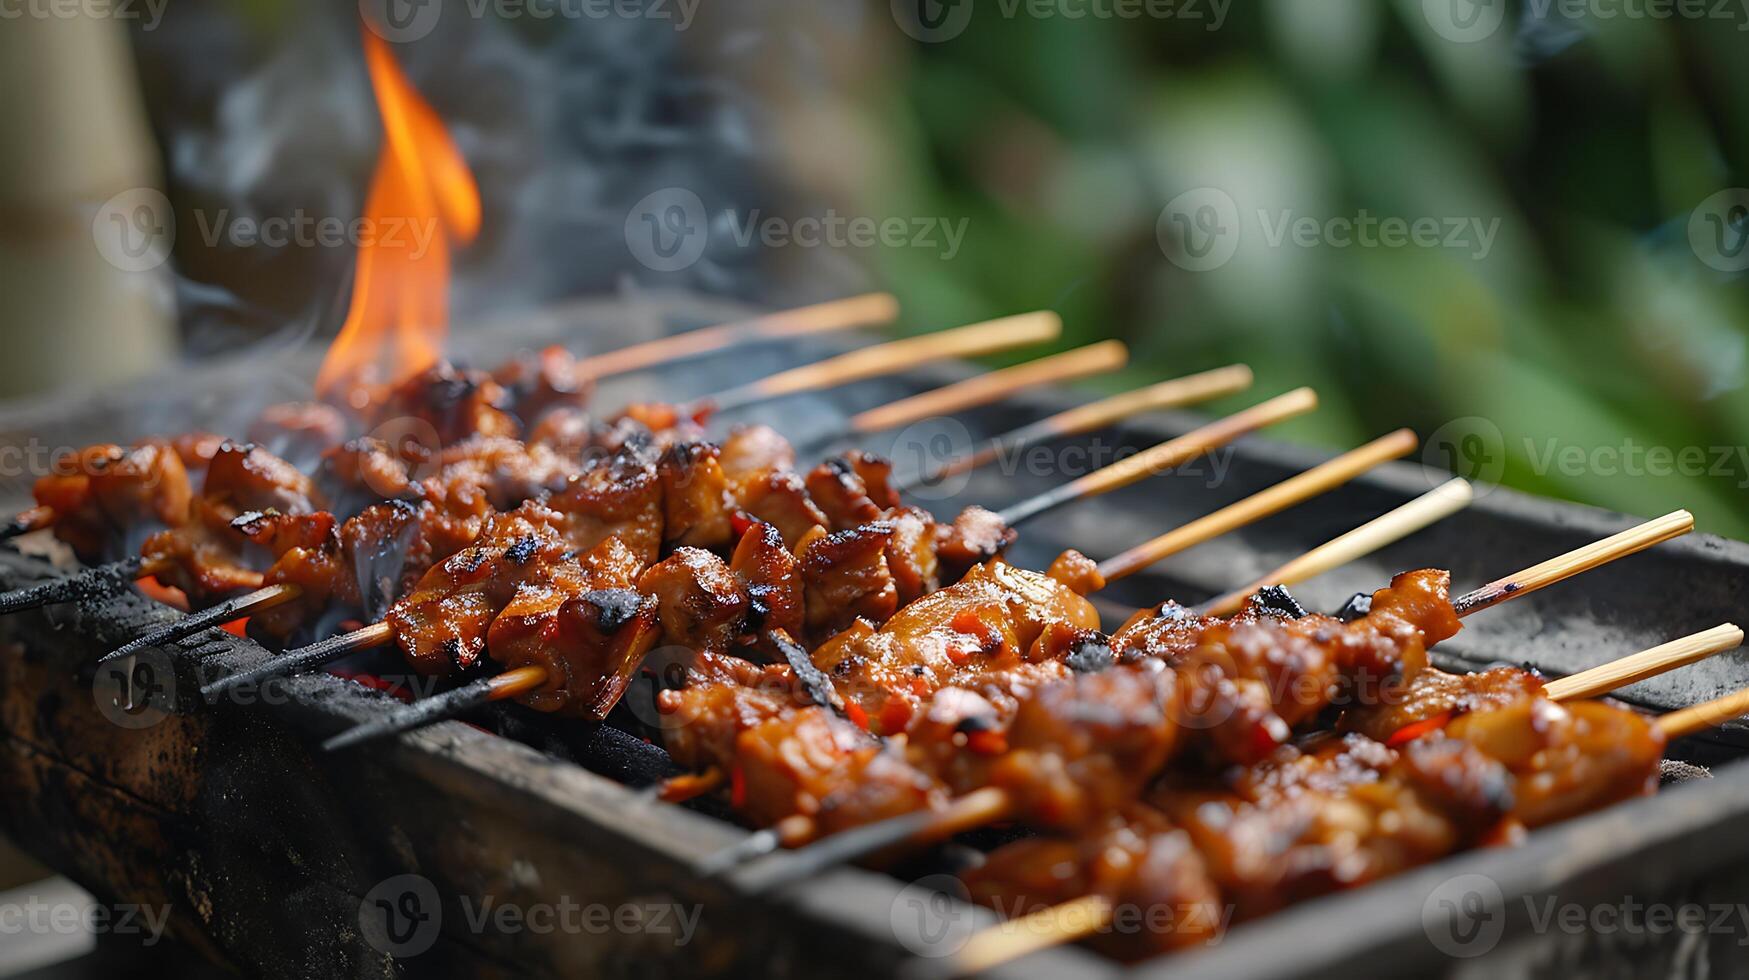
xmin=316 ymin=28 xmax=482 ymax=402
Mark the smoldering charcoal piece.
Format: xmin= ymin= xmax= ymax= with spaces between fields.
xmin=1247 ymin=584 xmax=1309 ymax=620
xmin=1334 ymin=591 xmax=1373 ymax=621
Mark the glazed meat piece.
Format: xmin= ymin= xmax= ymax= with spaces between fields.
xmin=385 ymin=503 xmax=571 ymax=674
xmin=487 ymin=536 xmax=661 ymax=718
xmin=638 ymin=548 xmax=751 ymax=655
xmin=809 ymin=560 xmax=1099 ymax=735
xmin=319 ymin=437 xmax=418 ymax=508
xmin=657 ymin=652 xmax=808 ymax=774
xmin=1153 ymin=734 xmax=1512 ymax=921
xmin=546 ymin=442 xmax=665 ymax=566
xmin=963 ymin=810 xmax=1226 ymax=960
xmin=140 ymin=504 xmax=271 ymax=599
xmin=138 ymin=442 xmax=320 ymax=601
xmin=735 ymin=469 xmax=830 ymax=549
xmin=882 ymin=507 xmax=942 ymax=607
xmin=734 ymin=706 xmax=949 ymax=837
xmin=370 ymin=361 xmax=519 ymax=443
xmin=657 ymin=442 xmax=735 ymax=549
xmin=1111 ymin=569 xmax=1464 ymax=766
xmin=972 ymin=661 xmax=1181 ymax=831
xmin=202 ymin=441 xmax=321 ymax=516
xmin=798 ymin=523 xmax=899 ymax=640
xmin=490 ymin=345 xmax=593 ymax=423
xmin=431 ymin=436 xmax=576 ymax=510
xmin=32 ymin=442 xmax=192 ymax=560
xmin=248 ymin=501 xmax=433 ymax=640
xmin=615 ymin=402 xmax=712 ymax=445
xmin=718 ymin=425 xmax=829 ymax=548
xmin=247 ymin=402 xmax=350 ymax=466
xmin=170 ymin=432 xmax=227 ymax=470
xmin=934 ymin=506 xmax=1017 ymax=583
xmin=1444 ymin=697 xmax=1664 ymax=828
xmin=1341 ymin=665 xmax=1547 ymax=744
xmin=729 ymin=522 xmax=805 ymax=649
xmin=526 ymin=406 xmax=598 ymax=459
xmin=1045 ymin=548 xmax=1106 ymax=595
xmin=803 ymin=452 xmax=903 ymax=530
xmin=719 ymin=425 xmax=796 ymax=481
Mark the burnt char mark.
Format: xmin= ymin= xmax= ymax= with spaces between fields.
xmin=1248 ymin=585 xmax=1309 ymax=620
xmin=442 ymin=636 xmax=465 ymax=670
xmin=1334 ymin=592 xmax=1373 ymax=622
xmin=585 ymin=589 xmax=644 ymax=633
xmin=1064 ymin=632 xmax=1115 ymax=674
xmin=505 ymin=535 xmax=541 ymax=566
xmin=954 ymin=714 xmax=997 ymax=734
xmin=744 ymin=587 xmax=774 ymax=630
xmin=455 ymin=549 xmax=490 ymax=575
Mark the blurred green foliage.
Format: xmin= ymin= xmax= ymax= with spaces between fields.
xmin=864 ymin=0 xmax=1749 ymax=538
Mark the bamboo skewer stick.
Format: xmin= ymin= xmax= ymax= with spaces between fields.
xmin=320 ymin=665 xmax=550 ymax=751
xmin=996 ymin=387 xmax=1317 ymax=526
xmin=845 ymin=340 xmax=1128 ymax=435
xmin=1095 ymin=429 xmax=1419 ymax=583
xmin=1658 ymin=686 xmax=1749 ymax=739
xmin=1544 ymin=624 xmax=1745 ymax=702
xmin=898 ymin=365 xmax=1255 ymax=492
xmin=0 ymin=505 xmax=53 ymax=542
xmin=1196 ymin=478 xmax=1475 ymax=616
xmin=1450 ymin=511 xmax=1695 ymax=616
xmin=98 ymin=584 xmax=304 ymax=666
xmin=706 ymin=312 xmax=1062 ymax=413
xmin=950 ymin=894 xmax=1115 ymax=977
xmin=0 ymin=555 xmax=163 ymax=615
xmin=573 ymin=292 xmax=899 ymax=379
xmin=202 ymin=621 xmax=395 ymax=701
